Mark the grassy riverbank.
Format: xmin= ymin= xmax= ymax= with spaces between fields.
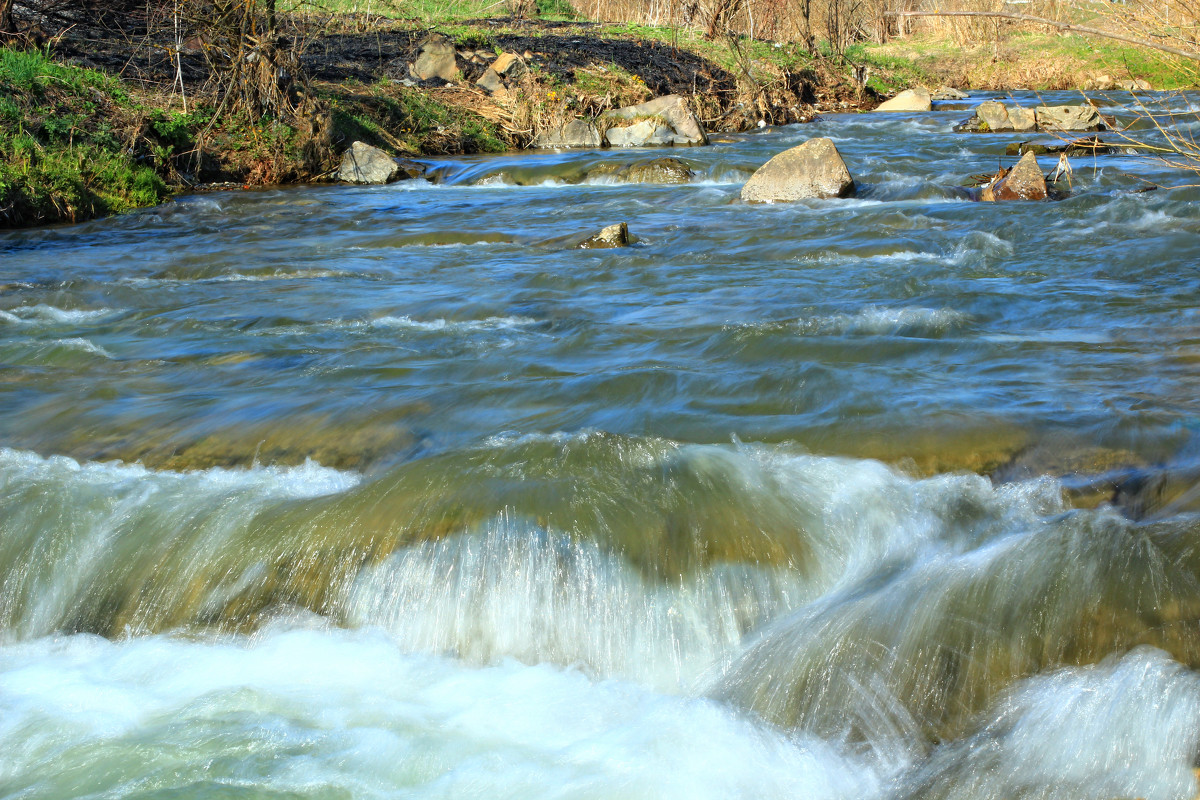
xmin=3 ymin=0 xmax=1198 ymax=229
xmin=0 ymin=49 xmax=169 ymax=228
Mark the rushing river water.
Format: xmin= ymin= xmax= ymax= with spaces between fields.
xmin=3 ymin=90 xmax=1200 ymax=798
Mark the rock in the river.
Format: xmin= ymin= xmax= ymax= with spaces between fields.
xmin=337 ymin=141 xmax=400 ymax=184
xmin=410 ymin=34 xmax=459 ymax=82
xmin=875 ymin=88 xmax=932 ymax=112
xmin=957 ymin=100 xmax=1012 ymax=132
xmin=740 ymin=137 xmax=855 ymax=203
xmin=956 ymin=102 xmax=1106 ymax=133
xmin=1035 ymin=104 xmax=1105 ymax=131
xmin=605 ymin=117 xmax=677 ymax=147
xmin=603 ymin=94 xmax=708 ymax=146
xmin=535 ymin=118 xmax=604 ymax=149
xmin=980 ymin=150 xmax=1046 ymax=201
xmin=932 ymin=86 xmax=969 ymax=101
xmin=586 ymin=157 xmax=694 ymax=184
xmin=578 ymin=222 xmax=630 ymax=249
xmin=625 ymin=157 xmax=694 ymax=183
xmin=1007 ymin=105 xmax=1037 ymax=132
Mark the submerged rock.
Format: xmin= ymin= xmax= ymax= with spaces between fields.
xmin=980 ymin=151 xmax=1047 ymax=201
xmin=624 ymin=157 xmax=694 ymax=183
xmin=1005 ymin=136 xmax=1114 ymax=157
xmin=578 ymin=222 xmax=631 ymax=249
xmin=535 ymin=119 xmax=603 ymax=149
xmin=602 ymin=94 xmax=708 ymax=147
xmin=740 ymin=137 xmax=855 ymax=203
xmin=875 ymin=88 xmax=932 ymax=112
xmin=337 ymin=141 xmax=400 ymax=184
xmin=586 ymin=157 xmax=694 ymax=184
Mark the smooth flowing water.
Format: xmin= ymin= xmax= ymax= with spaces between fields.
xmin=3 ymin=91 xmax=1200 ymax=799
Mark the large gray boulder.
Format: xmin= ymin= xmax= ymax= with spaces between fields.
xmin=535 ymin=119 xmax=603 ymax=149
xmin=603 ymin=94 xmax=708 ymax=146
xmin=740 ymin=137 xmax=855 ymax=203
xmin=1036 ymin=104 xmax=1105 ymax=131
xmin=410 ymin=34 xmax=459 ymax=82
xmin=875 ymin=88 xmax=932 ymax=112
xmin=338 ymin=141 xmax=400 ymax=184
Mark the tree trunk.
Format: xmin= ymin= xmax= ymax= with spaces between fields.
xmin=1 ymin=0 xmax=17 ymax=35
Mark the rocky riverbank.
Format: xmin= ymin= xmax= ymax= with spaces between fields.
xmin=1 ymin=7 xmax=1189 ymax=229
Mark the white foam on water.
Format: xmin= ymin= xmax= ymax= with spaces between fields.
xmin=120 ymin=269 xmax=353 ymax=287
xmin=48 ymin=338 xmax=113 ymax=358
xmin=0 ymin=305 xmax=120 ymax=325
xmin=906 ymin=647 xmax=1200 ymax=800
xmin=796 ymin=306 xmax=972 ymax=337
xmin=345 ymin=512 xmax=811 ymax=689
xmin=982 ymin=329 xmax=1114 ymax=345
xmin=345 ymin=443 xmax=1064 ymax=690
xmin=371 ymin=314 xmax=539 ymax=332
xmin=0 ymin=627 xmax=885 ymax=800
xmin=951 ymin=230 xmax=1014 ymax=261
xmin=0 ymin=447 xmax=360 ymax=498
xmin=0 ymin=449 xmax=360 ymax=638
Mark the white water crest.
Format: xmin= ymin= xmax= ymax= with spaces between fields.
xmin=0 ymin=305 xmax=120 ymax=325
xmin=0 ymin=448 xmax=360 ymax=640
xmin=902 ymin=647 xmax=1200 ymax=800
xmin=370 ymin=314 xmax=539 ymax=332
xmin=0 ymin=627 xmax=885 ymax=800
xmin=796 ymin=306 xmax=972 ymax=337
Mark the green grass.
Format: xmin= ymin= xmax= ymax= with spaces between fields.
xmin=854 ymin=31 xmax=1198 ymax=91
xmin=0 ymin=48 xmax=169 ymax=227
xmin=326 ymin=81 xmax=507 ymax=155
xmin=844 ymin=43 xmax=938 ymax=93
xmin=283 ymin=0 xmax=564 ymax=20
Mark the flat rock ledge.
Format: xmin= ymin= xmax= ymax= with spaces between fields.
xmin=740 ymin=137 xmax=855 ymax=203
xmin=955 ymin=101 xmax=1108 ymax=133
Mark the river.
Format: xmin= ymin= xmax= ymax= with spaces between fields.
xmin=2 ymin=90 xmax=1200 ymax=799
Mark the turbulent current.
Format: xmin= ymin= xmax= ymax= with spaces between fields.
xmin=3 ymin=91 xmax=1200 ymax=798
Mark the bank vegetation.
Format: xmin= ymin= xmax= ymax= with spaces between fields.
xmin=0 ymin=0 xmax=1197 ymax=228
